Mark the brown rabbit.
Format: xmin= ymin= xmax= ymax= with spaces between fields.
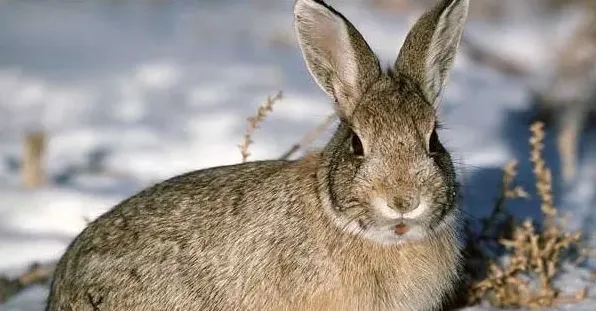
xmin=46 ymin=0 xmax=469 ymax=310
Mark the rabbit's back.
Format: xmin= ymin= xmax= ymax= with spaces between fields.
xmin=47 ymin=158 xmax=335 ymax=311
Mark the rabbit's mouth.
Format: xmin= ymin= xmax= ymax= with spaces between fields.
xmin=394 ymin=222 xmax=409 ymax=235
xmin=358 ymin=218 xmax=430 ymax=246
xmin=354 ymin=196 xmax=438 ymax=245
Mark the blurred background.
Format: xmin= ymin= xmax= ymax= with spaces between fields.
xmin=0 ymin=0 xmax=595 ymax=310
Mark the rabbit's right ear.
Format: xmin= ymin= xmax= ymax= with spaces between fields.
xmin=395 ymin=0 xmax=469 ymax=107
xmin=294 ymin=0 xmax=381 ymax=117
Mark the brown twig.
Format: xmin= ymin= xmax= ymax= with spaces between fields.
xmin=239 ymin=91 xmax=283 ymax=163
xmin=461 ymin=36 xmax=530 ymax=77
xmin=0 ymin=262 xmax=56 ymax=303
xmin=21 ymin=131 xmax=46 ymax=188
xmin=529 ymin=122 xmax=557 ymax=225
xmin=279 ymin=113 xmax=337 ymax=160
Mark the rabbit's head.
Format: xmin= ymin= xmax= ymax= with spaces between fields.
xmin=294 ymin=0 xmax=468 ymax=245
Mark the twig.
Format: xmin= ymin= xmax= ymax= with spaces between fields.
xmin=239 ymin=91 xmax=283 ymax=163
xmin=0 ymin=262 xmax=56 ymax=303
xmin=461 ymin=36 xmax=530 ymax=77
xmin=476 ymin=160 xmax=528 ymax=245
xmin=279 ymin=113 xmax=337 ymax=160
xmin=21 ymin=131 xmax=46 ymax=188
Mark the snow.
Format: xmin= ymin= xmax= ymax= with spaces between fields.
xmin=0 ymin=0 xmax=594 ymax=310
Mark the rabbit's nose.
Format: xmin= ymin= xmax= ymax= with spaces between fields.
xmin=391 ymin=195 xmax=420 ymax=213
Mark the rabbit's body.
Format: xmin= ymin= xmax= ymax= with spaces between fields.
xmin=48 ymin=154 xmax=459 ymax=311
xmin=48 ymin=0 xmax=469 ymax=310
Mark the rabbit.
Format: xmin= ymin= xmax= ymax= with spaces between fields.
xmin=46 ymin=0 xmax=469 ymax=310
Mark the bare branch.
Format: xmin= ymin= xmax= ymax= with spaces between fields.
xmin=279 ymin=113 xmax=337 ymax=160
xmin=461 ymin=36 xmax=530 ymax=77
xmin=0 ymin=262 xmax=56 ymax=303
xmin=239 ymin=91 xmax=283 ymax=163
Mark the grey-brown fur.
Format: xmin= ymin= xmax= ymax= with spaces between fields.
xmin=47 ymin=0 xmax=469 ymax=310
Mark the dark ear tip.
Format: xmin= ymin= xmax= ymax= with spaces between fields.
xmin=294 ymin=0 xmax=345 ymax=20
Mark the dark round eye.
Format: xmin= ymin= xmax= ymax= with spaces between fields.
xmin=350 ymin=132 xmax=364 ymax=157
xmin=429 ymin=129 xmax=441 ymax=156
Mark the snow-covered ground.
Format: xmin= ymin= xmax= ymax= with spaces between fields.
xmin=0 ymin=0 xmax=595 ymax=310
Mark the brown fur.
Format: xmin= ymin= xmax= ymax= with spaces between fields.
xmin=46 ymin=1 xmax=469 ymax=310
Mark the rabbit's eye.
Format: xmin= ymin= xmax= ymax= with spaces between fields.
xmin=350 ymin=132 xmax=364 ymax=157
xmin=428 ymin=129 xmax=441 ymax=156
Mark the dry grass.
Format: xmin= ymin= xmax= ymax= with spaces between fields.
xmin=466 ymin=121 xmax=587 ymax=309
xmin=278 ymin=113 xmax=336 ymax=160
xmin=240 ymin=92 xmax=337 ymax=162
xmin=21 ymin=131 xmax=46 ymax=188
xmin=239 ymin=91 xmax=283 ymax=163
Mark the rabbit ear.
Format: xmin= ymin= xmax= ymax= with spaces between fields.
xmin=294 ymin=0 xmax=381 ymax=117
xmin=394 ymin=0 xmax=469 ymax=106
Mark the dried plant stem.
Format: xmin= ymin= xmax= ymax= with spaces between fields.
xmin=239 ymin=91 xmax=283 ymax=163
xmin=496 ymin=160 xmax=529 ymax=211
xmin=467 ymin=121 xmax=585 ymax=309
xmin=279 ymin=113 xmax=337 ymax=160
xmin=529 ymin=122 xmax=557 ymax=226
xmin=476 ymin=160 xmax=527 ymax=244
xmin=0 ymin=262 xmax=55 ymax=303
xmin=461 ymin=36 xmax=529 ymax=77
xmin=21 ymin=131 xmax=46 ymax=188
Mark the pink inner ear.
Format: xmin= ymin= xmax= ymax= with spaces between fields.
xmin=298 ymin=2 xmax=346 ymax=63
xmin=296 ymin=1 xmax=359 ymax=97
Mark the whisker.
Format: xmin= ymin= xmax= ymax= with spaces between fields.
xmin=452 ymin=162 xmax=487 ymax=171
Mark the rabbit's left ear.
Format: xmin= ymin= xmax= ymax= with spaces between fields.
xmin=395 ymin=0 xmax=469 ymax=107
xmin=294 ymin=0 xmax=381 ymax=117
